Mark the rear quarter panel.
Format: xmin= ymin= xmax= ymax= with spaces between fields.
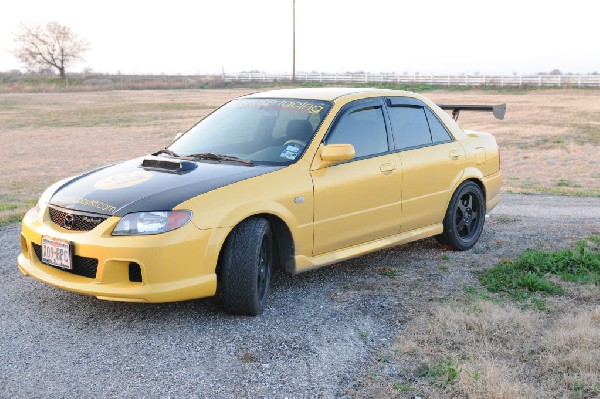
xmin=458 ymin=130 xmax=502 ymax=212
xmin=461 ymin=130 xmax=501 ymax=178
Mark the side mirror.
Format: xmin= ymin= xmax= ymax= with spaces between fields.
xmin=321 ymin=144 xmax=355 ymax=162
xmin=312 ymin=144 xmax=355 ymax=170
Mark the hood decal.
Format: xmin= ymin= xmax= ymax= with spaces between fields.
xmin=51 ymin=196 xmax=118 ymax=214
xmin=94 ymin=170 xmax=154 ymax=190
xmin=50 ymin=157 xmax=282 ymax=216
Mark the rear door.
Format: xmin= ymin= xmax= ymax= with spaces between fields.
xmin=385 ymin=97 xmax=465 ymax=232
xmin=311 ymin=98 xmax=402 ymax=255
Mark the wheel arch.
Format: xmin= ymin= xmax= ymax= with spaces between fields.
xmin=258 ymin=213 xmax=295 ymax=274
xmin=457 ymin=164 xmax=502 ymax=214
xmin=455 ymin=166 xmax=487 ymax=200
xmin=215 ymin=213 xmax=296 ymax=280
xmin=449 ymin=176 xmax=487 ymax=212
xmin=464 ymin=177 xmax=486 ymax=200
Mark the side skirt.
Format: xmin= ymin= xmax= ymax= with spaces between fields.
xmin=292 ymin=223 xmax=444 ymax=274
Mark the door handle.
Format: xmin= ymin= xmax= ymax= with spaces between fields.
xmin=380 ymin=163 xmax=396 ymax=172
xmin=449 ymin=150 xmax=460 ymax=160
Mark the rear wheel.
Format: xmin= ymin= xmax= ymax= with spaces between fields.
xmin=221 ymin=217 xmax=273 ymax=316
xmin=436 ymin=181 xmax=486 ymax=251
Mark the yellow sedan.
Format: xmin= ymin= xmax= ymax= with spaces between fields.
xmin=18 ymin=88 xmax=503 ymax=315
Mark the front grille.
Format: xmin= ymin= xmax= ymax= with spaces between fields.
xmin=49 ymin=207 xmax=108 ymax=231
xmin=32 ymin=243 xmax=98 ymax=279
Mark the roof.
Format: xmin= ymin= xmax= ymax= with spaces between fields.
xmin=242 ymin=87 xmax=393 ymax=101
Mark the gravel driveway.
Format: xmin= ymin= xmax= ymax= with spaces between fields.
xmin=1 ymin=194 xmax=599 ymax=398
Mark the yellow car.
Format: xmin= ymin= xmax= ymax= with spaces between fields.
xmin=18 ymin=88 xmax=504 ymax=315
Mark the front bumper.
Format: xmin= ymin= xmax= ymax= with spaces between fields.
xmin=18 ymin=205 xmax=219 ymax=303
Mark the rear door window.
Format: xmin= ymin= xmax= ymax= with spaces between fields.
xmin=425 ymin=108 xmax=453 ymax=143
xmin=387 ymin=106 xmax=432 ymax=150
xmin=386 ymin=97 xmax=454 ymax=150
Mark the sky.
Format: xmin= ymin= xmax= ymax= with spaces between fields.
xmin=0 ymin=0 xmax=598 ymax=76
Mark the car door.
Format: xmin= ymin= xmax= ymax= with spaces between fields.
xmin=385 ymin=97 xmax=465 ymax=232
xmin=311 ymin=98 xmax=402 ymax=255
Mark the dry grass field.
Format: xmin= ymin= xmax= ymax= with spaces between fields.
xmin=377 ymin=279 xmax=600 ymax=398
xmin=1 ymin=88 xmax=598 ymax=226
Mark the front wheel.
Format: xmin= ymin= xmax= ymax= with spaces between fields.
xmin=436 ymin=181 xmax=486 ymax=251
xmin=221 ymin=217 xmax=273 ymax=316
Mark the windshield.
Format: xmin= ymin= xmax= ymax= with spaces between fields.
xmin=169 ymin=98 xmax=332 ymax=165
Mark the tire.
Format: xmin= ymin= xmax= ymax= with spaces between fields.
xmin=435 ymin=181 xmax=486 ymax=251
xmin=221 ymin=217 xmax=273 ymax=316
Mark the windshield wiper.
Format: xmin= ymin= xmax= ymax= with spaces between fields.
xmin=186 ymin=152 xmax=254 ymax=166
xmin=153 ymin=149 xmax=180 ymax=158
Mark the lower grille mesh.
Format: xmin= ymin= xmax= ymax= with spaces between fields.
xmin=129 ymin=262 xmax=143 ymax=282
xmin=32 ymin=243 xmax=98 ymax=279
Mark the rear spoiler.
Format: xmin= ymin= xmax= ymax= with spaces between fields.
xmin=437 ymin=104 xmax=506 ymax=121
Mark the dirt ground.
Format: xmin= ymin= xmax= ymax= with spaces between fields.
xmin=2 ymin=195 xmax=598 ymax=398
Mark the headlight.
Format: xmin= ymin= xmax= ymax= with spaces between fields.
xmin=25 ymin=178 xmax=72 ymax=221
xmin=112 ymin=210 xmax=192 ymax=236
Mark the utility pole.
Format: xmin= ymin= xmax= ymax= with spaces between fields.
xmin=292 ymin=0 xmax=296 ymax=83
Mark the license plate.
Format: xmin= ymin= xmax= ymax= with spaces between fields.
xmin=41 ymin=237 xmax=72 ymax=270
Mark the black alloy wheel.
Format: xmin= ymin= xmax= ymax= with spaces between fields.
xmin=436 ymin=181 xmax=486 ymax=251
xmin=221 ymin=217 xmax=273 ymax=316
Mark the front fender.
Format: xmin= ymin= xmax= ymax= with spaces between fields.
xmin=177 ymin=166 xmax=314 ymax=258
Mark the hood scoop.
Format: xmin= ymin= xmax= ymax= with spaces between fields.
xmin=141 ymin=156 xmax=197 ymax=173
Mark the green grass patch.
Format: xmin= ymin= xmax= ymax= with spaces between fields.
xmin=417 ymin=358 xmax=478 ymax=390
xmin=557 ymin=179 xmax=581 ymax=188
xmin=572 ymin=122 xmax=600 ymax=145
xmin=0 ymin=99 xmax=19 ymax=111
xmin=479 ymin=237 xmax=600 ymax=307
xmin=517 ymin=184 xmax=600 ymax=197
xmin=0 ymin=203 xmax=18 ymax=211
xmin=0 ymin=198 xmax=36 ymax=227
xmin=392 ymin=382 xmax=414 ymax=393
xmin=380 ymin=267 xmax=402 ymax=277
xmin=567 ymin=379 xmax=600 ymax=398
xmin=0 ymin=213 xmax=23 ymax=227
xmin=462 ymin=285 xmax=502 ymax=303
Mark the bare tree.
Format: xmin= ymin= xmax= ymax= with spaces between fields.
xmin=12 ymin=21 xmax=90 ymax=79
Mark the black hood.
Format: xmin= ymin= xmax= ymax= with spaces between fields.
xmin=49 ymin=157 xmax=282 ymax=216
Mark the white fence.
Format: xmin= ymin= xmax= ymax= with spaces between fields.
xmin=223 ymin=72 xmax=600 ymax=88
